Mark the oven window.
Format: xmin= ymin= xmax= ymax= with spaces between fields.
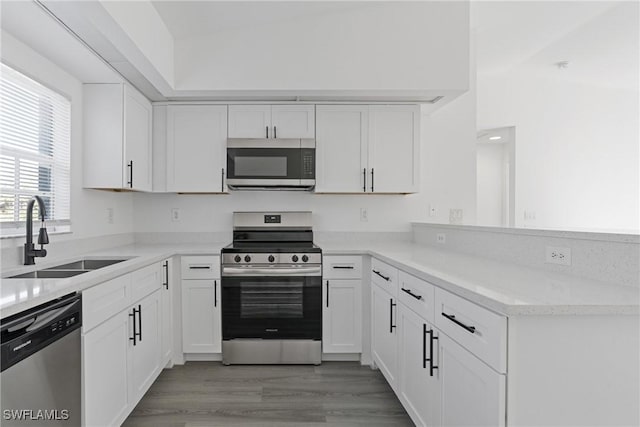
xmin=240 ymin=282 xmax=303 ymax=318
xmin=235 ymin=156 xmax=287 ymax=177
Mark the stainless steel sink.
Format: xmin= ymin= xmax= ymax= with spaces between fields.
xmin=5 ymin=258 xmax=131 ymax=279
xmin=8 ymin=270 xmax=90 ymax=279
xmin=46 ymin=259 xmax=128 ymax=270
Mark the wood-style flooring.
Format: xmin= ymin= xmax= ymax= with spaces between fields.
xmin=122 ymin=361 xmax=413 ymax=426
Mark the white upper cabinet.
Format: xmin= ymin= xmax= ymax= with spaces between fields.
xmin=228 ymin=105 xmax=315 ymax=139
xmin=368 ymin=105 xmax=420 ymax=193
xmin=166 ymin=105 xmax=228 ymax=192
xmin=84 ymin=83 xmax=152 ymax=191
xmin=315 ymin=105 xmax=419 ymax=194
xmin=316 ymin=105 xmax=368 ymax=193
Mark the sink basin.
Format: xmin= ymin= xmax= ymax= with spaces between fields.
xmin=5 ymin=258 xmax=132 ymax=279
xmin=46 ymin=259 xmax=128 ymax=270
xmin=8 ymin=269 xmax=90 ymax=279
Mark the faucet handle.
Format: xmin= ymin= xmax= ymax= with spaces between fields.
xmin=38 ymin=227 xmax=49 ymax=245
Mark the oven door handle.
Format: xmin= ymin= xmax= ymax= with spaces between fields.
xmin=222 ymin=266 xmax=322 ymax=277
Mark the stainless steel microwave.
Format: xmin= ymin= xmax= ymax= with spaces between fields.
xmin=226 ymin=139 xmax=315 ymax=190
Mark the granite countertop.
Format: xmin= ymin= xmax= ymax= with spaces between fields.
xmin=2 ymin=241 xmax=638 ymax=319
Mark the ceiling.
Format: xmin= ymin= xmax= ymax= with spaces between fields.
xmin=472 ymin=1 xmax=638 ymax=89
xmin=151 ymin=1 xmax=374 ymax=40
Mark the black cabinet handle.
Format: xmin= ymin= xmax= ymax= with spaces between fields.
xmin=373 ymin=269 xmax=390 ymax=281
xmin=371 ymin=168 xmax=374 ymax=192
xmin=332 ymin=265 xmax=354 ymax=270
xmin=189 ymin=265 xmax=211 ymax=270
xmin=274 ymin=126 xmax=277 ymax=139
xmin=389 ymin=299 xmax=396 ymax=333
xmin=214 ymin=280 xmax=218 ymax=307
xmin=266 ymin=126 xmax=269 ymax=138
xmin=326 ymin=280 xmax=329 ymax=308
xmin=137 ymin=304 xmax=142 ymax=342
xmin=221 ymin=168 xmax=225 ymax=192
xmin=163 ymin=261 xmax=169 ymax=290
xmin=401 ymin=288 xmax=422 ymax=300
xmin=442 ymin=312 xmax=476 ymax=334
xmin=127 ymin=160 xmax=133 ymax=188
xmin=363 ymin=168 xmax=366 ymax=192
xmin=129 ymin=308 xmax=137 ymax=346
xmin=428 ymin=328 xmax=439 ymax=376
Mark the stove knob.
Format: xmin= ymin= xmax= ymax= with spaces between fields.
xmin=302 ymin=255 xmax=309 ymax=263
xmin=268 ymin=255 xmax=275 ymax=263
xmin=292 ymin=255 xmax=299 ymax=262
xmin=234 ymin=255 xmax=241 ymax=263
xmin=244 ymin=255 xmax=251 ymax=263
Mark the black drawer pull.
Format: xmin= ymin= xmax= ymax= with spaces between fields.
xmin=373 ymin=270 xmax=390 ymax=281
xmin=333 ymin=266 xmax=354 ymax=269
xmin=401 ymin=288 xmax=422 ymax=300
xmin=189 ymin=266 xmax=211 ymax=270
xmin=442 ymin=312 xmax=476 ymax=334
xmin=163 ymin=261 xmax=169 ymax=290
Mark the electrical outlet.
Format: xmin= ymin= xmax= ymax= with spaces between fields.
xmin=360 ymin=208 xmax=368 ymax=222
xmin=545 ymin=246 xmax=571 ymax=266
xmin=429 ymin=204 xmax=437 ymax=217
xmin=449 ymin=209 xmax=463 ymax=225
xmin=171 ymin=208 xmax=181 ymax=222
xmin=106 ymin=208 xmax=114 ymax=224
xmin=437 ymin=233 xmax=446 ymax=244
xmin=524 ymin=210 xmax=537 ymax=221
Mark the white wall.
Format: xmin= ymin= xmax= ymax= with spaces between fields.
xmin=0 ymin=31 xmax=134 ymax=267
xmin=477 ymin=142 xmax=506 ymax=227
xmin=477 ymin=70 xmax=640 ymax=233
xmin=174 ymin=2 xmax=469 ymax=95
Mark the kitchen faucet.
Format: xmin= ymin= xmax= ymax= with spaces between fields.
xmin=24 ymin=195 xmax=49 ymax=265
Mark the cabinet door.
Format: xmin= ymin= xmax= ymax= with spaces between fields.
xmin=166 ymin=105 xmax=227 ymax=192
xmin=129 ymin=290 xmax=162 ymax=405
xmin=315 ymin=105 xmax=368 ymax=192
xmin=271 ymin=105 xmax=315 ymax=138
xmin=323 ymin=279 xmax=362 ymax=353
xmin=398 ymin=305 xmax=441 ymax=427
xmin=123 ymin=85 xmax=153 ymax=191
xmin=228 ymin=105 xmax=271 ymax=138
xmin=371 ymin=284 xmax=398 ymax=389
xmin=368 ymin=105 xmax=419 ymax=193
xmin=160 ymin=259 xmax=173 ymax=364
xmin=182 ymin=279 xmax=222 ymax=353
xmin=83 ymin=310 xmax=130 ymax=427
xmin=439 ymin=333 xmax=506 ymax=427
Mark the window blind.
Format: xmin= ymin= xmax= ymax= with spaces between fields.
xmin=0 ymin=63 xmax=71 ymax=232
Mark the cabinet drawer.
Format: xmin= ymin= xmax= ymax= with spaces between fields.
xmin=323 ymin=256 xmax=362 ymax=279
xmin=398 ymin=271 xmax=435 ymax=324
xmin=434 ymin=288 xmax=507 ymax=373
xmin=181 ymin=256 xmax=220 ymax=279
xmin=131 ymin=262 xmax=162 ymax=302
xmin=371 ymin=258 xmax=399 ymax=296
xmin=83 ymin=274 xmax=132 ymax=332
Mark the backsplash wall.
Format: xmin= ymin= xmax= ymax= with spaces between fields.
xmin=412 ymin=223 xmax=640 ymax=288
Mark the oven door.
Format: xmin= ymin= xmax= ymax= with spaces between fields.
xmin=221 ymin=274 xmax=321 ymax=340
xmin=226 ymin=139 xmax=315 ymax=189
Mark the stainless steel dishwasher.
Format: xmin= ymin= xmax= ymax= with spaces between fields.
xmin=1 ymin=293 xmax=82 ymax=426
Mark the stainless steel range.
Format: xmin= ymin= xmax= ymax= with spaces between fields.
xmin=221 ymin=211 xmax=322 ymax=365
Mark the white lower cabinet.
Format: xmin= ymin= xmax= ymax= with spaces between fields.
xmin=322 ymin=279 xmax=362 ymax=353
xmin=83 ymin=310 xmax=130 ymax=427
xmin=129 ymin=290 xmax=163 ymax=404
xmin=439 ymin=332 xmax=506 ymax=426
xmin=398 ymin=304 xmax=441 ymax=427
xmin=371 ymin=283 xmax=398 ymax=388
xmin=182 ymin=279 xmax=221 ymax=353
xmin=82 ymin=262 xmax=165 ymax=427
xmin=160 ymin=259 xmax=173 ymax=364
